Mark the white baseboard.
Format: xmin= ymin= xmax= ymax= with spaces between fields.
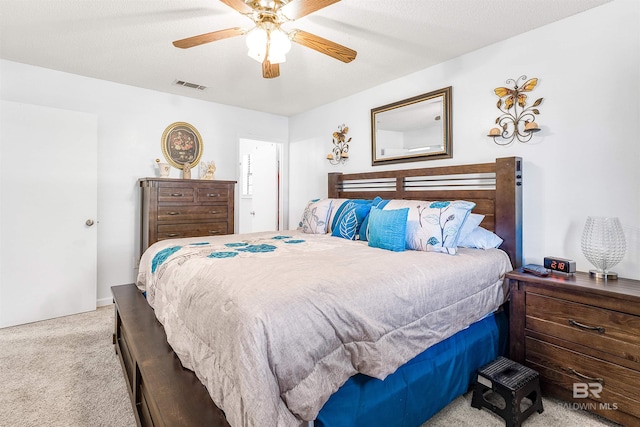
xmin=97 ymin=297 xmax=114 ymax=307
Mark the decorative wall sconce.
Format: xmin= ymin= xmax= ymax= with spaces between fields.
xmin=327 ymin=124 xmax=351 ymax=165
xmin=488 ymin=75 xmax=543 ymax=145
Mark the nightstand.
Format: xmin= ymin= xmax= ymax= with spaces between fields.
xmin=507 ymin=270 xmax=640 ymax=426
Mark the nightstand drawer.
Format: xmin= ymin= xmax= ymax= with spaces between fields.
xmin=157 ymin=205 xmax=228 ymax=222
xmin=526 ymin=292 xmax=640 ymax=363
xmin=157 ymin=222 xmax=228 ymax=239
xmin=526 ymin=336 xmax=640 ymax=418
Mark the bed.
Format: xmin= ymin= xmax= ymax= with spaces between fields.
xmin=117 ymin=156 xmax=522 ymax=427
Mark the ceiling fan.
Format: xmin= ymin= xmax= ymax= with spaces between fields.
xmin=172 ymin=0 xmax=357 ymax=79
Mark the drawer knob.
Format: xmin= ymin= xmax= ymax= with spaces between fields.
xmin=568 ymin=319 xmax=605 ymax=334
xmin=166 ymin=233 xmax=180 ymax=237
xmin=206 ymin=193 xmax=221 ymax=197
xmin=170 ymin=193 xmax=184 ymax=197
xmin=209 ymin=210 xmax=217 ymax=214
xmin=568 ymin=368 xmax=604 ymax=385
xmin=209 ymin=231 xmax=221 ymax=235
xmin=168 ymin=211 xmax=180 ymax=215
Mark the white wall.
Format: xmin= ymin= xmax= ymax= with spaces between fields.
xmin=289 ymin=0 xmax=640 ymax=280
xmin=1 ymin=0 xmax=638 ymax=315
xmin=0 ymin=60 xmax=289 ymax=305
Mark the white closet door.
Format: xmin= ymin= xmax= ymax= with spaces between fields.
xmin=0 ymin=101 xmax=97 ymax=327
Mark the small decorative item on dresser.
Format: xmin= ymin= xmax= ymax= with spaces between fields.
xmin=200 ymin=161 xmax=216 ymax=180
xmin=156 ymin=159 xmax=171 ymax=178
xmin=580 ymin=216 xmax=626 ymax=279
xmin=182 ymin=161 xmax=191 ymax=179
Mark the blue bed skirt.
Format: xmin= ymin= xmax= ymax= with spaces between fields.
xmin=316 ymin=310 xmax=508 ymax=427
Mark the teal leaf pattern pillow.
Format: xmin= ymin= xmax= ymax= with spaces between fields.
xmin=384 ymin=199 xmax=476 ymax=254
xmin=330 ymin=200 xmax=373 ymax=240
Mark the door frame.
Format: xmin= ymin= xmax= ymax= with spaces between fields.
xmin=237 ymin=137 xmax=285 ymax=233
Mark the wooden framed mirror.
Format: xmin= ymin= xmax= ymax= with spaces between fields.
xmin=371 ymin=86 xmax=452 ymax=165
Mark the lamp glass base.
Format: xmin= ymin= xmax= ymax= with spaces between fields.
xmin=589 ymin=269 xmax=618 ymax=280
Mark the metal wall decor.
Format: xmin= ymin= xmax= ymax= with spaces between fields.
xmin=488 ymin=75 xmax=543 ymax=145
xmin=327 ymin=124 xmax=351 ymax=165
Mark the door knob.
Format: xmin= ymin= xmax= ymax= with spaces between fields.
xmin=250 ymin=211 xmax=256 ymax=216
xmin=85 ymin=219 xmax=95 ymax=226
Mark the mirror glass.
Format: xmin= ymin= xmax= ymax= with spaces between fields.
xmin=371 ymin=86 xmax=452 ymax=165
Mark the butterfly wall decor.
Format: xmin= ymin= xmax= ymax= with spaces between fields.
xmin=488 ymin=75 xmax=544 ymax=145
xmin=327 ymin=124 xmax=351 ymax=165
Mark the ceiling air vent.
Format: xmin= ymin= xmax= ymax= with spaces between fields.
xmin=174 ymin=80 xmax=207 ymax=90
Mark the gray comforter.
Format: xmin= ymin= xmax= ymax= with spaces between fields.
xmin=137 ymin=231 xmax=511 ymax=427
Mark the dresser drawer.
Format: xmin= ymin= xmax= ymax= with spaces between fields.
xmin=157 ymin=222 xmax=228 ymax=240
xmin=157 ymin=205 xmax=228 ymax=222
xmin=526 ymin=336 xmax=640 ymax=418
xmin=526 ymin=293 xmax=640 ymax=363
xmin=158 ymin=187 xmax=196 ymax=203
xmin=197 ymin=186 xmax=230 ymax=204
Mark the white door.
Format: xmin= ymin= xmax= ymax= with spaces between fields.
xmin=250 ymin=143 xmax=279 ymax=232
xmin=0 ymin=101 xmax=97 ymax=328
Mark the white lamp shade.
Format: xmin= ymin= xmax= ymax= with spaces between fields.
xmin=246 ymin=27 xmax=267 ymax=62
xmin=268 ymin=29 xmax=291 ymax=64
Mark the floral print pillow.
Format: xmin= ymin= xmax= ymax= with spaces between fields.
xmin=383 ymin=199 xmax=476 ymax=254
xmin=298 ymin=199 xmax=333 ymax=234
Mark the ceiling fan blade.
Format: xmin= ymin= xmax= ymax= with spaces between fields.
xmin=219 ymin=0 xmax=253 ymax=14
xmin=173 ymin=27 xmax=245 ymax=49
xmin=291 ymin=29 xmax=356 ymax=63
xmin=280 ymin=0 xmax=340 ymax=20
xmin=262 ymin=60 xmax=280 ymax=79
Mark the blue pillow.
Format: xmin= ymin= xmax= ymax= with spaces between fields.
xmin=331 ymin=199 xmax=373 ymax=240
xmin=359 ymin=197 xmax=388 ymax=241
xmin=367 ymin=206 xmax=409 ymax=252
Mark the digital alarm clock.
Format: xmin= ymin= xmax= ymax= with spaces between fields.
xmin=543 ymin=256 xmax=576 ymax=274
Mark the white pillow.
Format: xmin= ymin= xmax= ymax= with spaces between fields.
xmin=458 ymin=213 xmax=485 ymax=242
xmin=298 ymin=199 xmax=333 ymax=234
xmin=458 ymin=226 xmax=503 ymax=249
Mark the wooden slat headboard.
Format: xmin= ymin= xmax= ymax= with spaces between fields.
xmin=328 ymin=157 xmax=522 ymax=267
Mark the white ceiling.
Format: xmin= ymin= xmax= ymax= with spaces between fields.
xmin=0 ymin=0 xmax=611 ymax=116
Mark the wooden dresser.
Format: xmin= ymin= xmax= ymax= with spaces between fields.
xmin=508 ymin=270 xmax=640 ymax=426
xmin=139 ymin=178 xmax=236 ymax=253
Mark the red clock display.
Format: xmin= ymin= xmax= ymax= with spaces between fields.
xmin=543 ymin=256 xmax=576 ymax=274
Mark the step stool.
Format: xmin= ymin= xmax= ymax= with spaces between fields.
xmin=471 ymin=356 xmax=544 ymax=427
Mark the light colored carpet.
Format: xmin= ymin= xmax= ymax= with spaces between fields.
xmin=0 ymin=306 xmax=622 ymax=427
xmin=0 ymin=306 xmax=135 ymax=427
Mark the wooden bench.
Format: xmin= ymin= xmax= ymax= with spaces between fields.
xmin=112 ymin=284 xmax=230 ymax=427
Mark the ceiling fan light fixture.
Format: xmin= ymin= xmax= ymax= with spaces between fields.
xmin=267 ymin=28 xmax=291 ymax=64
xmin=246 ymin=25 xmax=290 ymax=64
xmin=246 ymin=27 xmax=268 ymax=62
